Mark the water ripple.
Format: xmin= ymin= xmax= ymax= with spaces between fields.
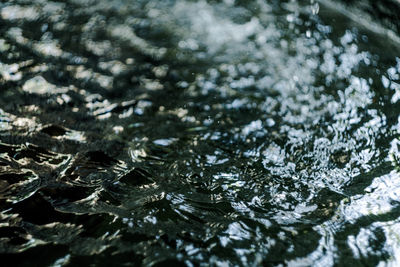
xmin=0 ymin=0 xmax=399 ymax=265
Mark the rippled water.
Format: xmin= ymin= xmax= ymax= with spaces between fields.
xmin=1 ymin=0 xmax=400 ymax=266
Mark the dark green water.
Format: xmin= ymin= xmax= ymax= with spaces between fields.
xmin=0 ymin=0 xmax=400 ymax=266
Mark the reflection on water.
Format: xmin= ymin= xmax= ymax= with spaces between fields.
xmin=0 ymin=0 xmax=400 ymax=265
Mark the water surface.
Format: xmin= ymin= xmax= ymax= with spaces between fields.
xmin=0 ymin=0 xmax=400 ymax=266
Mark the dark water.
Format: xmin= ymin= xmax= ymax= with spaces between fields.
xmin=0 ymin=0 xmax=400 ymax=266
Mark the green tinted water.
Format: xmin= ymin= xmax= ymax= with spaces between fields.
xmin=0 ymin=0 xmax=400 ymax=266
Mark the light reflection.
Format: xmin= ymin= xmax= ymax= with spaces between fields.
xmin=0 ymin=0 xmax=399 ymax=265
